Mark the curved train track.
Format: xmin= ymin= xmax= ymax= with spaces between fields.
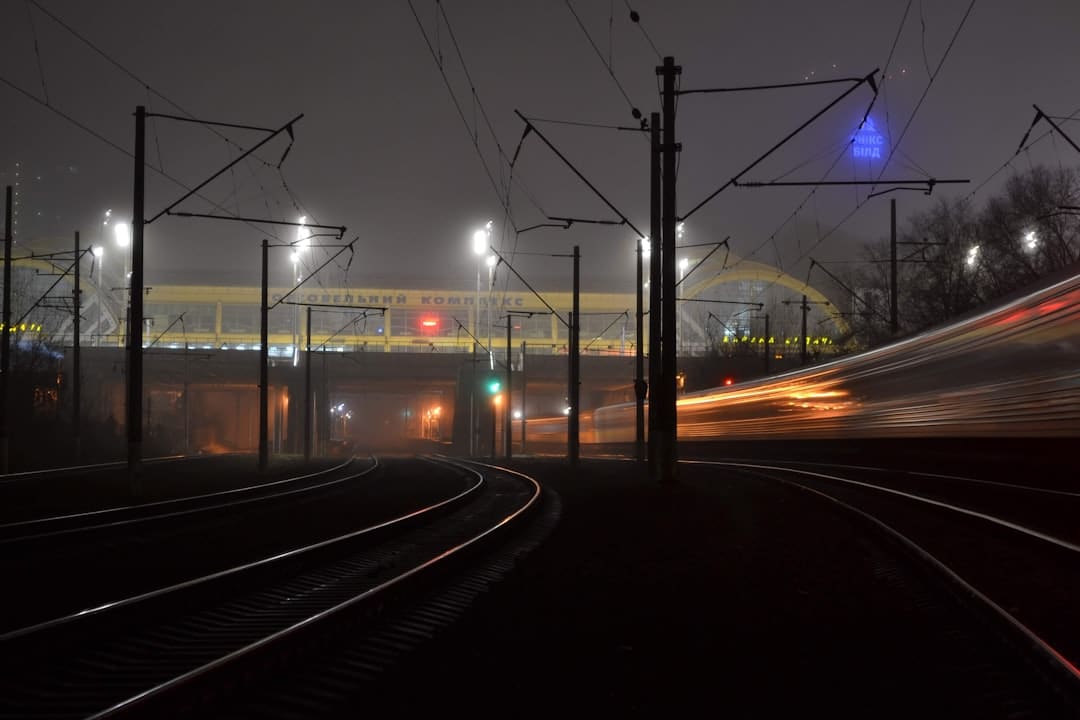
xmin=697 ymin=458 xmax=1080 ymax=713
xmin=0 ymin=456 xmax=546 ymax=719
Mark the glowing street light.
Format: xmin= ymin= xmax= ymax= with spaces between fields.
xmin=114 ymin=221 xmax=131 ymax=248
xmin=296 ymin=215 xmax=311 ymax=248
xmin=966 ymin=245 xmax=980 ymax=267
xmin=472 ymin=220 xmax=492 ymax=256
xmin=91 ymin=245 xmax=104 ymax=258
xmin=678 ymin=257 xmax=691 ymax=353
xmin=1023 ymin=230 xmax=1038 ymax=251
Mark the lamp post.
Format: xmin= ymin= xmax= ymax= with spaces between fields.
xmin=292 ymin=216 xmax=309 ymax=367
xmin=114 ymin=220 xmax=131 ymax=347
xmin=472 ymin=220 xmax=492 ymax=337
xmin=678 ymin=255 xmax=689 ymax=355
xmin=91 ymin=245 xmax=104 ymax=345
xmin=471 ymin=220 xmax=493 ymax=454
xmin=635 ymin=236 xmax=648 ymax=462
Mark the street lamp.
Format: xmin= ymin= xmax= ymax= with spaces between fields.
xmin=678 ymin=256 xmax=690 ymax=354
xmin=471 ymin=220 xmax=494 ymax=354
xmin=112 ymin=220 xmax=132 ymax=346
xmin=1023 ymin=230 xmax=1038 ymax=252
xmin=469 ymin=220 xmax=493 ymax=455
xmin=291 ymin=216 xmax=309 ymax=366
xmin=91 ymin=245 xmax=104 ymax=346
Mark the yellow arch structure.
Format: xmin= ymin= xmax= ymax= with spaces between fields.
xmin=683 ymin=256 xmax=851 ymax=337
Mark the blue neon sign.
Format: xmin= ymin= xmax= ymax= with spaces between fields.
xmin=852 ymin=117 xmax=887 ymax=160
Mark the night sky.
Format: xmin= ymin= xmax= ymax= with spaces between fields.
xmin=2 ymin=1 xmax=1078 ymax=296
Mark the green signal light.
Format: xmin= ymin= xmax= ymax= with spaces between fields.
xmin=486 ymin=379 xmax=501 ymax=394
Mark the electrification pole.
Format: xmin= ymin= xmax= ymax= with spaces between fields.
xmin=568 ymin=245 xmax=581 ymax=467
xmin=659 ymin=56 xmax=681 ymax=485
xmin=259 ymin=238 xmax=269 ymax=471
xmin=304 ymin=305 xmax=312 ymax=462
xmin=505 ymin=314 xmax=512 ymax=460
xmin=520 ymin=340 xmax=527 ymax=454
xmin=127 ymin=105 xmax=146 ymax=491
xmin=890 ymin=198 xmax=898 ymax=335
xmin=801 ymin=295 xmax=809 ymax=365
xmin=1 ymin=186 xmax=11 ymax=474
xmin=73 ymin=230 xmax=81 ymax=463
xmin=470 ymin=342 xmax=477 ymax=456
xmin=635 ymin=228 xmax=645 ymax=462
xmin=647 ymin=112 xmax=662 ymax=470
xmin=763 ymin=313 xmax=770 ymax=375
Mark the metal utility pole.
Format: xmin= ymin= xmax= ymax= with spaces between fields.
xmin=470 ymin=342 xmax=477 ymax=456
xmin=782 ymin=295 xmax=828 ymax=367
xmin=763 ymin=313 xmax=770 ymax=375
xmin=259 ymin=239 xmax=269 ymax=471
xmin=73 ymin=230 xmax=81 ymax=463
xmin=1 ymin=185 xmax=11 ymax=474
xmin=304 ymin=305 xmax=312 ymax=462
xmin=890 ymin=198 xmax=898 ymax=335
xmin=659 ymin=56 xmax=681 ymax=485
xmin=127 ymin=105 xmax=146 ymax=490
xmin=647 ymin=112 xmax=662 ymax=469
xmin=490 ymin=391 xmax=497 ymax=460
xmin=568 ymin=245 xmax=581 ymax=467
xmin=801 ymin=295 xmax=809 ymax=365
xmin=505 ymin=314 xmax=512 ymax=460
xmin=520 ymin=340 xmax=527 ymax=454
xmin=634 ymin=230 xmax=645 ymax=462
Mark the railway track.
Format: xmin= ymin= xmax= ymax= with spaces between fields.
xmin=0 ymin=455 xmax=366 ymax=544
xmin=0 ymin=456 xmax=546 ymax=719
xmin=695 ymin=458 xmax=1080 ymax=715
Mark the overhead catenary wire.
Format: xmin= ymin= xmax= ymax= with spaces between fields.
xmin=740 ymin=1 xmax=977 ymax=311
xmin=10 ymin=2 xmax=328 ymax=241
xmin=622 ymin=0 xmax=662 ymax=59
xmin=870 ymin=0 xmax=977 ymax=194
xmin=25 ymin=0 xmax=314 ymax=231
xmin=23 ymin=0 xmax=50 ymax=105
xmin=24 ymin=0 xmax=280 ymax=172
xmin=734 ymin=1 xmax=911 ymax=281
xmin=433 ymin=0 xmax=548 ymax=217
xmin=563 ymin=0 xmax=643 ymax=122
xmin=0 ymin=72 xmax=285 ymax=242
xmin=879 ymin=0 xmax=914 ymax=147
xmin=407 ymin=0 xmax=550 ymax=234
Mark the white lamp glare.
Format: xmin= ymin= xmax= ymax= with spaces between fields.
xmin=114 ymin=222 xmax=130 ymax=247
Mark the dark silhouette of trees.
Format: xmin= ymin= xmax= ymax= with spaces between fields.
xmin=852 ymin=164 xmax=1079 ymax=341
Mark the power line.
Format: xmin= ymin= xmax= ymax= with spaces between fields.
xmin=879 ymin=0 xmax=914 ymax=155
xmin=408 ymin=1 xmax=555 ymax=233
xmin=872 ymin=0 xmax=977 ymax=193
xmin=961 ymin=104 xmax=1080 ymax=203
xmin=622 ymin=0 xmax=662 ymax=59
xmin=17 ymin=1 xmax=310 ymax=238
xmin=745 ymin=0 xmax=978 ymax=308
xmin=563 ymin=0 xmax=643 ymax=122
xmin=434 ymin=1 xmax=546 ymax=214
xmin=0 ymin=72 xmax=285 ymax=242
xmin=523 ymin=115 xmax=646 ymax=133
xmin=23 ymin=0 xmax=50 ymax=104
xmin=25 ymin=1 xmax=281 ymax=172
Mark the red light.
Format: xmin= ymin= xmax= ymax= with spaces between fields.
xmin=421 ymin=319 xmax=438 ymax=327
xmin=723 ymin=377 xmax=734 ymax=386
xmin=420 ymin=317 xmax=440 ymax=335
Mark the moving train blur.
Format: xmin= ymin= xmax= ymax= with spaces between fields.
xmin=517 ymin=265 xmax=1080 ymax=450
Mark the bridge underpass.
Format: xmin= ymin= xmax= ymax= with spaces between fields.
xmin=73 ymin=348 xmax=722 ymax=458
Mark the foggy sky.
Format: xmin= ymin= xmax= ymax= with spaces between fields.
xmin=2 ymin=0 xmax=1078 ymax=297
